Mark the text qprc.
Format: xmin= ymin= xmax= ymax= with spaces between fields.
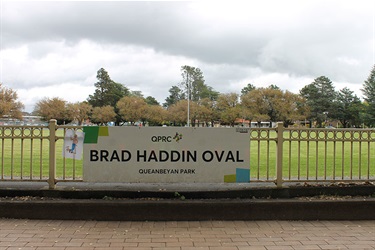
xmin=151 ymin=135 xmax=172 ymax=142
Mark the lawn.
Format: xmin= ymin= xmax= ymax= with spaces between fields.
xmin=0 ymin=128 xmax=82 ymax=180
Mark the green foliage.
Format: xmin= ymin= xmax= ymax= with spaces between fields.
xmin=145 ymin=96 xmax=160 ymax=106
xmin=163 ymin=86 xmax=185 ymax=108
xmin=362 ymin=64 xmax=375 ymax=126
xmin=87 ymin=68 xmax=130 ymax=108
xmin=241 ymin=83 xmax=256 ymax=96
xmin=333 ymin=87 xmax=364 ymax=128
xmin=87 ymin=68 xmax=130 ymax=125
xmin=300 ymin=76 xmax=337 ymax=127
xmin=180 ymin=65 xmax=218 ymax=102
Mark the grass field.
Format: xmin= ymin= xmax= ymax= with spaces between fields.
xmin=250 ymin=139 xmax=374 ymax=181
xmin=0 ymin=129 xmax=82 ymax=180
xmin=0 ymin=128 xmax=374 ymax=181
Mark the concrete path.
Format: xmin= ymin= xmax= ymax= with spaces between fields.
xmin=0 ymin=219 xmax=374 ymax=249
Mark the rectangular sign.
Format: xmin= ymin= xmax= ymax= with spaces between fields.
xmin=83 ymin=127 xmax=250 ymax=183
xmin=63 ymin=130 xmax=84 ymax=160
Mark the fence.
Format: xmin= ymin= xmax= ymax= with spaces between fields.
xmin=0 ymin=120 xmax=374 ymax=189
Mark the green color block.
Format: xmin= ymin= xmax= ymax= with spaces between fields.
xmin=83 ymin=127 xmax=99 ymax=144
xmin=98 ymin=127 xmax=109 ymax=136
xmin=224 ymin=174 xmax=236 ymax=183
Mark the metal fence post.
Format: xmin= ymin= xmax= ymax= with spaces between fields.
xmin=48 ymin=119 xmax=57 ymax=189
xmin=276 ymin=122 xmax=284 ymax=188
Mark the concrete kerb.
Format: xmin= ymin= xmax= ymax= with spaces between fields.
xmin=0 ymin=182 xmax=375 ymax=221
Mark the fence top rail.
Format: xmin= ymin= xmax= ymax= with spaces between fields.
xmin=0 ymin=125 xmax=47 ymax=129
xmin=285 ymin=127 xmax=375 ymax=132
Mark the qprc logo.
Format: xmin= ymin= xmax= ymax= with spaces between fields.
xmin=173 ymin=132 xmax=183 ymax=142
xmin=151 ymin=132 xmax=183 ymax=143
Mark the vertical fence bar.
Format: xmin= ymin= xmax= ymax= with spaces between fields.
xmin=358 ymin=140 xmax=362 ymax=179
xmin=40 ymin=129 xmax=44 ymax=179
xmin=324 ymin=140 xmax=327 ymax=180
xmin=288 ymin=139 xmax=291 ymax=180
xmin=62 ymin=128 xmax=67 ymax=180
xmin=315 ymin=140 xmax=318 ymax=180
xmin=333 ymin=141 xmax=336 ymax=180
xmin=276 ymin=122 xmax=284 ymax=188
xmin=257 ymin=139 xmax=260 ymax=180
xmin=20 ymin=138 xmax=24 ymax=179
xmin=266 ymin=133 xmax=270 ymax=180
xmin=367 ymin=139 xmax=371 ymax=179
xmin=1 ymin=139 xmax=3 ymax=179
xmin=11 ymin=137 xmax=14 ymax=179
xmin=48 ymin=119 xmax=57 ymax=189
xmin=341 ymin=141 xmax=345 ymax=179
xmin=30 ymin=137 xmax=33 ymax=180
xmin=350 ymin=131 xmax=353 ymax=179
xmin=297 ymin=140 xmax=301 ymax=180
xmin=306 ymin=139 xmax=310 ymax=180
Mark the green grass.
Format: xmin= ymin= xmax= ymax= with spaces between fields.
xmin=1 ymin=128 xmax=374 ymax=181
xmin=0 ymin=129 xmax=82 ymax=180
xmin=250 ymin=131 xmax=375 ymax=181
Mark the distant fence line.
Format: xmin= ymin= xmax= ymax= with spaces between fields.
xmin=0 ymin=120 xmax=374 ymax=189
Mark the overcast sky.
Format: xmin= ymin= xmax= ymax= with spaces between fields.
xmin=1 ymin=0 xmax=374 ymax=112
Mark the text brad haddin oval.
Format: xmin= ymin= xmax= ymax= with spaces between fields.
xmin=89 ymin=149 xmax=244 ymax=163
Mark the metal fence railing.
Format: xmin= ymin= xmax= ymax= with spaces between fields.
xmin=1 ymin=120 xmax=374 ymax=189
xmin=250 ymin=123 xmax=375 ymax=187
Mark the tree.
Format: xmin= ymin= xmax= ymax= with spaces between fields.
xmin=91 ymin=106 xmax=116 ymax=125
xmin=300 ymin=76 xmax=337 ymax=127
xmin=195 ymin=97 xmax=215 ymax=127
xmin=199 ymin=86 xmax=220 ymax=101
xmin=268 ymin=84 xmax=280 ymax=90
xmin=87 ymin=68 xmax=129 ymax=125
xmin=180 ymin=65 xmax=203 ymax=102
xmin=241 ymin=87 xmax=306 ymax=127
xmin=145 ymin=96 xmax=160 ymax=106
xmin=278 ymin=91 xmax=308 ymax=127
xmin=166 ymin=100 xmax=190 ymax=126
xmin=241 ymin=88 xmax=271 ymax=124
xmin=0 ymin=83 xmax=24 ymax=120
xmin=130 ymin=90 xmax=144 ymax=98
xmin=144 ymin=105 xmax=167 ymax=126
xmin=362 ymin=64 xmax=375 ymax=126
xmin=117 ymin=96 xmax=147 ymax=125
xmin=180 ymin=65 xmax=218 ymax=102
xmin=66 ymin=102 xmax=92 ymax=125
xmin=333 ymin=87 xmax=363 ymax=128
xmin=34 ymin=97 xmax=69 ymax=125
xmin=164 ymin=85 xmax=185 ymax=108
xmin=241 ymin=83 xmax=256 ymax=96
xmin=216 ymin=93 xmax=241 ymax=126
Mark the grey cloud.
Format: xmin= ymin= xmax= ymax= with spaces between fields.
xmin=2 ymin=0 xmax=374 ymax=105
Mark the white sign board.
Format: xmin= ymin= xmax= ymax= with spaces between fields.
xmin=83 ymin=127 xmax=250 ymax=183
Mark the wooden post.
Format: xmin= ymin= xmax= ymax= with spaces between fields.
xmin=276 ymin=122 xmax=284 ymax=188
xmin=48 ymin=119 xmax=57 ymax=189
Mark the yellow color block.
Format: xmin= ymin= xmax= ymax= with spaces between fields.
xmin=224 ymin=174 xmax=236 ymax=183
xmin=98 ymin=127 xmax=109 ymax=136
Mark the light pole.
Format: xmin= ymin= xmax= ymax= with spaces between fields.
xmin=187 ymin=81 xmax=190 ymax=127
xmin=323 ymin=111 xmax=328 ymax=127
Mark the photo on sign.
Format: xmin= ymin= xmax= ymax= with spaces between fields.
xmin=63 ymin=130 xmax=84 ymax=160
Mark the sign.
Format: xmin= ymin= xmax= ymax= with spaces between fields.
xmin=83 ymin=127 xmax=250 ymax=183
xmin=63 ymin=130 xmax=84 ymax=160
